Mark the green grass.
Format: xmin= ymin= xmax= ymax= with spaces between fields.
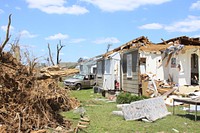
xmin=62 ymin=88 xmax=200 ymax=133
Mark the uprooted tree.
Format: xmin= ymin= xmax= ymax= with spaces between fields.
xmin=0 ymin=14 xmax=79 ymax=132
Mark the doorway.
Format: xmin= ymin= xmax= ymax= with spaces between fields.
xmin=191 ymin=53 xmax=199 ymax=85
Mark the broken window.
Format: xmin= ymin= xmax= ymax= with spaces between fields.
xmin=140 ymin=58 xmax=146 ymax=74
xmin=171 ymin=58 xmax=176 ymax=68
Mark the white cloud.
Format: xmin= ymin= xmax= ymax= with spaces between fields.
xmin=70 ymin=38 xmax=86 ymax=43
xmin=192 ymin=34 xmax=200 ymax=38
xmin=83 ymin=56 xmax=89 ymax=59
xmin=93 ymin=37 xmax=120 ymax=44
xmin=81 ymin=0 xmax=171 ymax=12
xmin=190 ymin=0 xmax=200 ymax=10
xmin=45 ymin=33 xmax=69 ymax=40
xmin=1 ymin=25 xmax=14 ymax=32
xmin=164 ymin=16 xmax=200 ymax=32
xmin=26 ymin=0 xmax=89 ymax=15
xmin=0 ymin=9 xmax=4 ymax=14
xmin=15 ymin=6 xmax=21 ymax=10
xmin=139 ymin=23 xmax=163 ymax=29
xmin=139 ymin=16 xmax=200 ymax=33
xmin=20 ymin=30 xmax=37 ymax=38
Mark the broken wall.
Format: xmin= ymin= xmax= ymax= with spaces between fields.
xmin=140 ymin=47 xmax=200 ymax=86
xmin=140 ymin=52 xmax=165 ymax=81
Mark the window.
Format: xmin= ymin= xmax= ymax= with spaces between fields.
xmin=104 ymin=59 xmax=111 ymax=74
xmin=127 ymin=54 xmax=132 ymax=78
xmin=80 ymin=65 xmax=83 ymax=72
xmin=97 ymin=61 xmax=103 ymax=77
xmin=171 ymin=58 xmax=176 ymax=68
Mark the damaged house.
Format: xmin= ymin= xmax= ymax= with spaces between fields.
xmin=95 ymin=36 xmax=200 ymax=96
xmin=79 ymin=55 xmax=102 ymax=75
xmin=96 ymin=52 xmax=121 ymax=91
xmin=95 ymin=36 xmax=149 ymax=93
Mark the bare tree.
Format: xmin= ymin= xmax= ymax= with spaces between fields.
xmin=47 ymin=43 xmax=55 ymax=66
xmin=24 ymin=51 xmax=38 ymax=75
xmin=56 ymin=40 xmax=64 ymax=65
xmin=0 ymin=14 xmax=12 ymax=53
xmin=10 ymin=37 xmax=21 ymax=62
xmin=47 ymin=40 xmax=65 ymax=66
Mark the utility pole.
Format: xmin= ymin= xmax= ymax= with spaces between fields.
xmin=107 ymin=44 xmax=112 ymax=52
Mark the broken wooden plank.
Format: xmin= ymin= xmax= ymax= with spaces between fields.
xmin=77 ymin=124 xmax=87 ymax=129
xmin=80 ymin=117 xmax=90 ymax=122
xmin=142 ymin=80 xmax=149 ymax=97
xmin=78 ymin=121 xmax=90 ymax=125
xmin=162 ymin=87 xmax=177 ymax=100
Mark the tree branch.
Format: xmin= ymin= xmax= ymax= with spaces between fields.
xmin=0 ymin=14 xmax=12 ymax=53
xmin=56 ymin=40 xmax=64 ymax=65
xmin=48 ymin=43 xmax=55 ymax=66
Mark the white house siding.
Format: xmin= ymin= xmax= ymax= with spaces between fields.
xmin=167 ymin=48 xmax=200 ymax=86
xmin=103 ymin=52 xmax=120 ymax=90
xmin=140 ymin=52 xmax=164 ymax=81
xmin=140 ymin=48 xmax=200 ymax=87
xmin=177 ymin=51 xmax=190 ymax=86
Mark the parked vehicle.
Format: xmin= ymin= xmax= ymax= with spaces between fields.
xmin=64 ymin=74 xmax=96 ymax=90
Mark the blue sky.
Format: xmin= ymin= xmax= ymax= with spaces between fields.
xmin=0 ymin=0 xmax=200 ymax=63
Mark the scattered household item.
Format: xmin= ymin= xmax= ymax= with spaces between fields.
xmin=113 ymin=97 xmax=170 ymax=122
xmin=173 ymin=97 xmax=200 ymax=121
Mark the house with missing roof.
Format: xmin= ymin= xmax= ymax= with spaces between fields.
xmin=95 ymin=36 xmax=200 ymax=96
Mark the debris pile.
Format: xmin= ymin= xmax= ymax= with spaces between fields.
xmin=140 ymin=73 xmax=176 ymax=98
xmin=0 ymin=51 xmax=80 ymax=132
xmin=40 ymin=65 xmax=79 ymax=79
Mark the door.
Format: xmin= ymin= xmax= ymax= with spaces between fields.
xmin=103 ymin=59 xmax=112 ymax=90
xmin=122 ymin=49 xmax=139 ymax=94
xmin=83 ymin=75 xmax=90 ymax=88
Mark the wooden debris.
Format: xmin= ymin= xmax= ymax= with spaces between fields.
xmin=39 ymin=66 xmax=79 ymax=79
xmin=162 ymin=88 xmax=177 ymax=100
xmin=0 ymin=42 xmax=80 ymax=133
xmin=74 ymin=116 xmax=90 ymax=133
xmin=142 ymin=80 xmax=149 ymax=97
xmin=77 ymin=124 xmax=87 ymax=129
xmin=80 ymin=117 xmax=90 ymax=122
xmin=78 ymin=121 xmax=90 ymax=125
xmin=30 ymin=129 xmax=47 ymax=133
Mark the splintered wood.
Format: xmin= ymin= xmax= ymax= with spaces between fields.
xmin=40 ymin=65 xmax=79 ymax=79
xmin=0 ymin=51 xmax=80 ymax=132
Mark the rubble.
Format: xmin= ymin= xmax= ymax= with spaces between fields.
xmin=39 ymin=65 xmax=79 ymax=79
xmin=0 ymin=51 xmax=80 ymax=132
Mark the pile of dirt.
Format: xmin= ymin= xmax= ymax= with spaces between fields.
xmin=0 ymin=51 xmax=80 ymax=132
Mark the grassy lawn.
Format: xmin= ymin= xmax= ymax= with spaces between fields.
xmin=62 ymin=88 xmax=200 ymax=133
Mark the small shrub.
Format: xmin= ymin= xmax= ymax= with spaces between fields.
xmin=116 ymin=92 xmax=148 ymax=104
